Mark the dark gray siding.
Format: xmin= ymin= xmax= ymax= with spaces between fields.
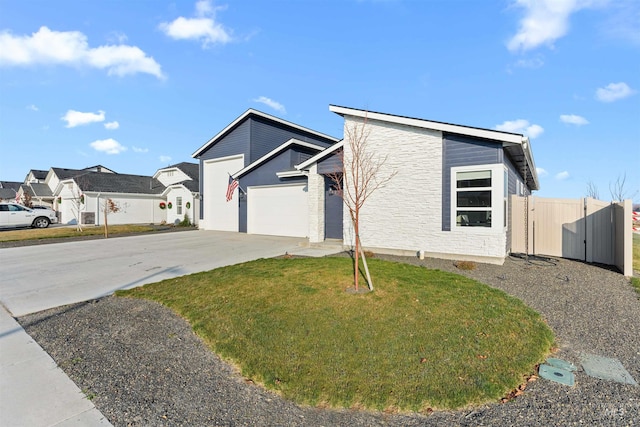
xmin=324 ymin=176 xmax=343 ymax=239
xmin=199 ymin=120 xmax=251 ymax=163
xmin=237 ymin=148 xmax=309 ymax=233
xmin=250 ymin=117 xmax=334 ymax=163
xmin=441 ymin=134 xmax=502 ymax=231
xmin=317 ymin=153 xmax=342 ymax=174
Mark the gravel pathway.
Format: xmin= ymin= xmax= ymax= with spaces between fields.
xmin=19 ymin=254 xmax=640 ymax=426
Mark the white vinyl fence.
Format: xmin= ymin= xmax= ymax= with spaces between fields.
xmin=510 ymin=196 xmax=633 ymax=276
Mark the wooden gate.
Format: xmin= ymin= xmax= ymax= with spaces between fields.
xmin=510 ymin=196 xmax=633 ymax=276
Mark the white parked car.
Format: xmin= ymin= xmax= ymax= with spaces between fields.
xmin=0 ymin=203 xmax=58 ymax=229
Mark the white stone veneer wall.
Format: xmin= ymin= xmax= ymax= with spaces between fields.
xmin=307 ymin=164 xmax=325 ymax=243
xmin=342 ymin=116 xmax=507 ymax=264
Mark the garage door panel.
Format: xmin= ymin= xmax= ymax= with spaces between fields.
xmin=248 ymin=184 xmax=308 ymax=237
xmin=203 ymin=156 xmax=244 ymax=231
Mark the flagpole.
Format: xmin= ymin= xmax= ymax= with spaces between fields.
xmin=227 ymin=172 xmax=247 ymax=195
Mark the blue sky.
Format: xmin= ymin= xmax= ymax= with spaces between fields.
xmin=1 ymin=0 xmax=638 ymax=202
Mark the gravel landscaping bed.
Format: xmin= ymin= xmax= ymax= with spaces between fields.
xmin=19 ymin=254 xmax=640 ymax=426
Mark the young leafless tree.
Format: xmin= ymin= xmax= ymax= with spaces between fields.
xmin=101 ymin=198 xmax=120 ymax=238
xmin=328 ymin=114 xmax=397 ymax=291
xmin=609 ymin=173 xmax=637 ymax=202
xmin=586 ymin=180 xmax=600 ymax=200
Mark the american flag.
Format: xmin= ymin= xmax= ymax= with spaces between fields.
xmin=226 ymin=176 xmax=239 ymax=202
xmin=15 ymin=190 xmax=20 ymax=203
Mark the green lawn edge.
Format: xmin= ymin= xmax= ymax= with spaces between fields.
xmin=117 ymin=257 xmax=554 ymax=412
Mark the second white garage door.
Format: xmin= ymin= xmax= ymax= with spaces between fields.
xmin=247 ymin=183 xmax=309 ymax=237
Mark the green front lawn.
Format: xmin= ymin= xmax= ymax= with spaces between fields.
xmin=0 ymin=224 xmax=164 ymax=242
xmin=118 ymin=257 xmax=554 ymax=412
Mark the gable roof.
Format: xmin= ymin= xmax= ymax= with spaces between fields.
xmin=153 ymin=162 xmax=199 ymax=180
xmin=26 ymin=183 xmax=53 ymax=198
xmin=232 ymin=138 xmax=327 ymax=179
xmin=192 ymin=108 xmax=340 ymax=158
xmin=62 ymin=172 xmax=164 ymax=195
xmin=0 ymin=181 xmax=22 ymax=191
xmin=50 ymin=165 xmax=116 ymax=180
xmin=26 ymin=169 xmax=48 ymax=181
xmin=329 ymin=105 xmax=539 ymax=190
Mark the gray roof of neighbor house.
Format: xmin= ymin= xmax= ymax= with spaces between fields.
xmin=76 ymin=173 xmax=165 ymax=194
xmin=26 ymin=170 xmax=48 ymax=181
xmin=0 ymin=181 xmax=22 ymax=191
xmin=169 ymin=162 xmax=199 ymax=180
xmin=51 ymin=165 xmax=116 ymax=180
xmin=22 ymin=183 xmax=53 ymax=198
xmin=0 ymin=188 xmax=17 ymax=200
xmin=158 ymin=162 xmax=200 ymax=193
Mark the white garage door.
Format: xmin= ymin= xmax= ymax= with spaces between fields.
xmin=247 ymin=183 xmax=309 ymax=237
xmin=202 ymin=155 xmax=244 ymax=231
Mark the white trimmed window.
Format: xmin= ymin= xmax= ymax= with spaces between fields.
xmin=177 ymin=197 xmax=183 ymax=215
xmin=451 ymin=164 xmax=506 ymax=231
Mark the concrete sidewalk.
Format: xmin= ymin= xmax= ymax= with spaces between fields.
xmin=0 ymin=231 xmax=342 ymax=426
xmin=0 ymin=306 xmax=112 ymax=426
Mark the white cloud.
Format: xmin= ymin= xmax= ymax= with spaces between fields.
xmin=132 ymin=146 xmax=149 ymax=153
xmin=104 ymin=121 xmax=119 ymax=130
xmin=26 ymin=104 xmax=38 ymax=111
xmin=62 ymin=109 xmax=105 ymax=128
xmin=159 ymin=0 xmax=232 ymax=48
xmin=0 ymin=26 xmax=164 ymax=79
xmin=507 ymin=0 xmax=604 ymax=52
xmin=555 ymin=171 xmax=570 ymax=180
xmin=90 ymin=138 xmax=127 ymax=154
xmin=495 ymin=119 xmax=544 ymax=139
xmin=560 ymin=114 xmax=589 ymax=125
xmin=159 ymin=155 xmax=172 ymax=163
xmin=536 ymin=167 xmax=549 ymax=177
xmin=252 ymin=96 xmax=286 ymax=114
xmin=595 ymin=82 xmax=636 ymax=102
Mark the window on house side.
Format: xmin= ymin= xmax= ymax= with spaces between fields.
xmin=177 ymin=197 xmax=182 ymax=215
xmin=455 ymin=170 xmax=492 ymax=227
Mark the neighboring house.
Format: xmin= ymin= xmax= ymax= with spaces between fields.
xmin=154 ymin=162 xmax=200 ymax=226
xmin=297 ymin=105 xmax=539 ymax=264
xmin=192 ymin=109 xmax=339 ymax=235
xmin=55 ymin=171 xmax=165 ymax=226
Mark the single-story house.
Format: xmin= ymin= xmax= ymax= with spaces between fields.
xmin=195 ymin=105 xmax=538 ymax=265
xmin=154 ymin=162 xmax=200 ymax=226
xmin=192 ymin=108 xmax=340 ymax=234
xmin=297 ymin=105 xmax=538 ymax=264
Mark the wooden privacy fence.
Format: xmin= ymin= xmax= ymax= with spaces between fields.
xmin=510 ymin=196 xmax=633 ymax=276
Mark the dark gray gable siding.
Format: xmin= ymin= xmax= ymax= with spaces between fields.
xmin=198 ymin=119 xmax=252 ymax=164
xmin=249 ymin=117 xmax=334 ymax=163
xmin=237 ymin=147 xmax=309 ymax=232
xmin=441 ymin=134 xmax=502 ymax=231
xmin=317 ymin=153 xmax=342 ymax=174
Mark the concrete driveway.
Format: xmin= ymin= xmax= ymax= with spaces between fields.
xmin=1 ymin=230 xmax=341 ymax=427
xmin=0 ymin=230 xmax=338 ymax=317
